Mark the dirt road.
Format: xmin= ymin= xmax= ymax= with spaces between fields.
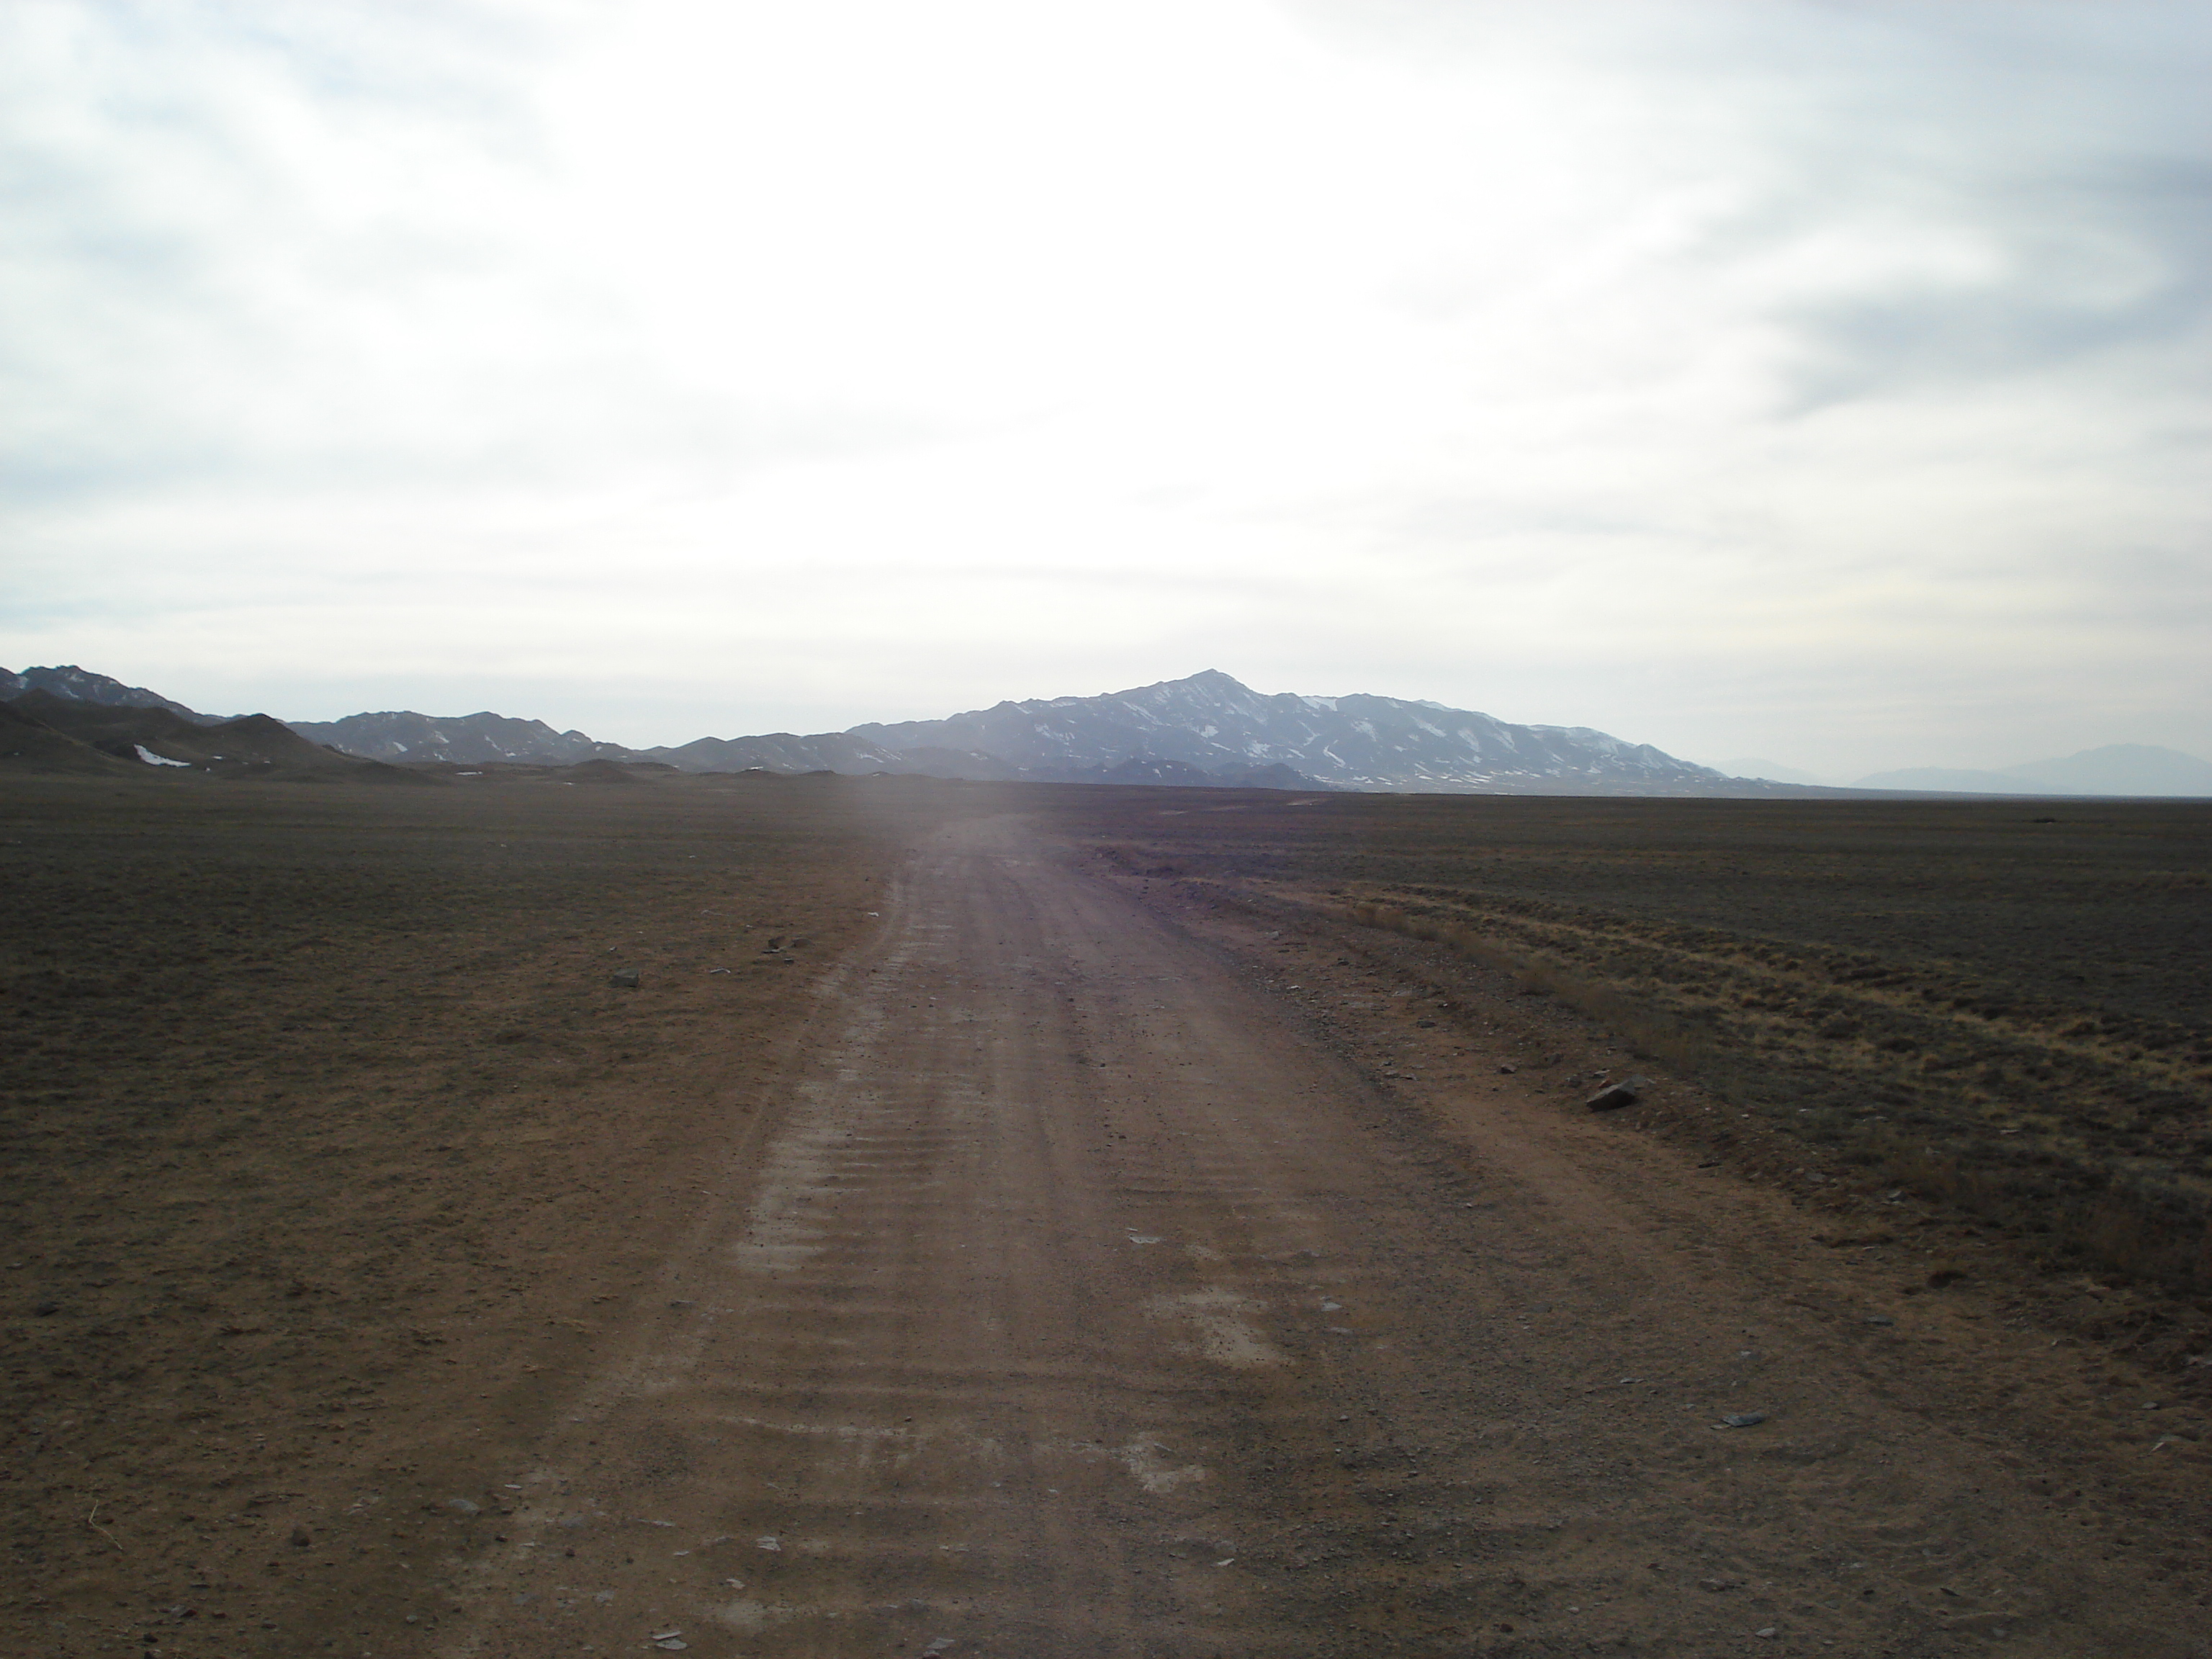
xmin=439 ymin=814 xmax=2203 ymax=1658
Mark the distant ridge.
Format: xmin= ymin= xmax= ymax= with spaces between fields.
xmin=13 ymin=662 xmax=2202 ymax=799
xmin=822 ymin=669 xmax=1724 ymax=793
xmin=1853 ymin=744 xmax=2212 ymax=798
xmin=1851 ymin=766 xmax=2057 ymax=795
xmin=4 ymin=665 xmax=1732 ymax=793
xmin=626 ymin=669 xmax=1732 ymax=793
xmin=283 ymin=709 xmax=636 ymax=767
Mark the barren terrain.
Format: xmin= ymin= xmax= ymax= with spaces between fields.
xmin=4 ymin=775 xmax=2208 ymax=1658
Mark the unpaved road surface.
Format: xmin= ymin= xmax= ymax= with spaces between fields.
xmin=442 ymin=817 xmax=2205 ymax=1658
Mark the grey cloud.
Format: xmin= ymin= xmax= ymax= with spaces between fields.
xmin=1776 ymin=159 xmax=2212 ymax=406
xmin=0 ymin=10 xmax=529 ymax=493
xmin=1 ymin=4 xmax=794 ymax=507
xmin=8 ymin=0 xmax=2207 ymax=773
xmin=106 ymin=1 xmax=556 ymax=127
xmin=1292 ymin=1 xmax=2212 ymax=402
xmin=1380 ymin=496 xmax=1657 ymax=554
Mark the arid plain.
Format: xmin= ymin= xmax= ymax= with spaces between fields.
xmin=4 ymin=770 xmax=2208 ymax=1658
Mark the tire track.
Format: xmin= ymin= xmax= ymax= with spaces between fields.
xmin=440 ymin=814 xmax=2199 ymax=1659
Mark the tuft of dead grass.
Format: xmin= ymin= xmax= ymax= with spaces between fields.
xmin=1306 ymin=890 xmax=2212 ymax=1298
xmin=1061 ymin=793 xmax=2212 ymax=1303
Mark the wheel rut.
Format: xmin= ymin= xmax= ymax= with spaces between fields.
xmin=440 ymin=815 xmax=2195 ymax=1659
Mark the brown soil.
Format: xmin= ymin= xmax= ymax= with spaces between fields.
xmin=5 ymin=776 xmax=2209 ymax=1658
xmin=1 ymin=771 xmax=969 ymax=1655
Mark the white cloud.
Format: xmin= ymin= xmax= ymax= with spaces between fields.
xmin=2 ymin=0 xmax=2207 ymax=773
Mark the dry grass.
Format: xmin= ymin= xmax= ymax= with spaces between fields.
xmin=1331 ymin=892 xmax=2212 ymax=1294
xmin=1062 ymin=791 xmax=2212 ymax=1300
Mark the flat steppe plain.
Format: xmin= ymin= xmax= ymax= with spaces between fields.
xmin=3 ymin=773 xmax=2207 ymax=1658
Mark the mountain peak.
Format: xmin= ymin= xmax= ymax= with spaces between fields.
xmin=1110 ymin=668 xmax=1254 ymax=705
xmin=0 ymin=663 xmax=215 ymax=724
xmin=845 ymin=672 xmax=1717 ymax=793
xmin=4 ymin=663 xmax=1740 ymax=796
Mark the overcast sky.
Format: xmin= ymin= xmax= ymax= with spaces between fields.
xmin=4 ymin=0 xmax=2206 ymax=778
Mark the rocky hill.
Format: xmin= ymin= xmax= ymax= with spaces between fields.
xmin=0 ymin=687 xmax=423 ymax=781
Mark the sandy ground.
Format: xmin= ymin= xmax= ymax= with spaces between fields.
xmin=414 ymin=813 xmax=2209 ymax=1659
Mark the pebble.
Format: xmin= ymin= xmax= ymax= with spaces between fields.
xmin=1716 ymin=1412 xmax=1768 ymax=1429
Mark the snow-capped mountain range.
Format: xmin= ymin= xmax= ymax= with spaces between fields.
xmin=20 ymin=662 xmax=2196 ymax=795
xmin=832 ymin=669 xmax=1721 ymax=792
xmin=1 ymin=662 xmax=1725 ymax=791
xmin=288 ymin=669 xmax=1726 ymax=793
